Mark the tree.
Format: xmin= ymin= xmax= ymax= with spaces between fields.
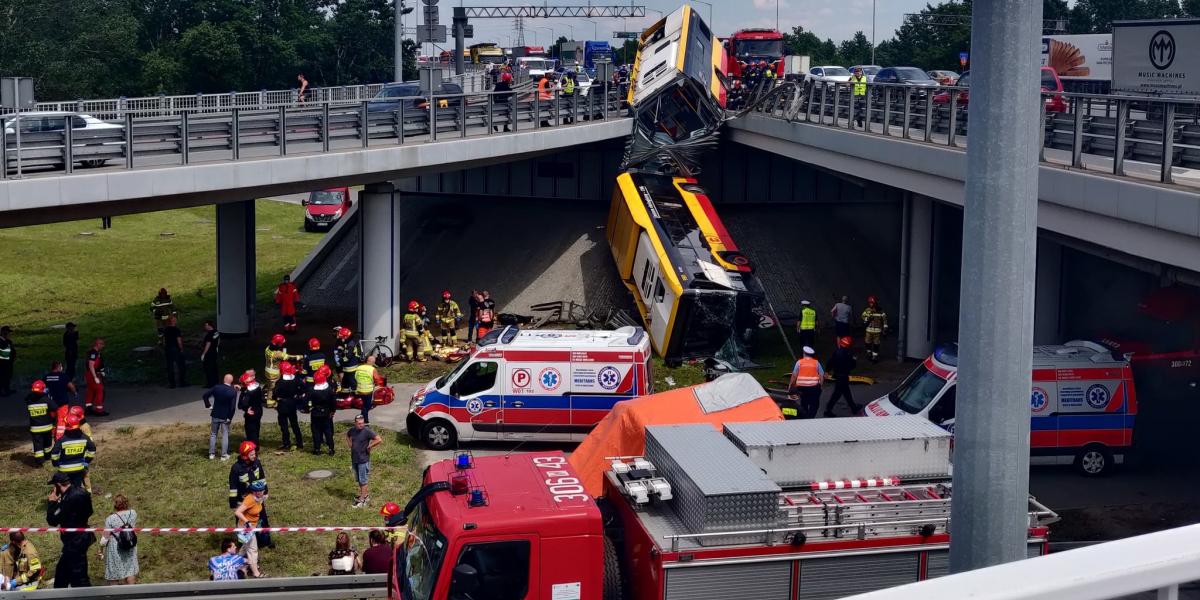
xmin=1186 ymin=0 xmax=1200 ymax=15
xmin=1069 ymin=0 xmax=1182 ymax=32
xmin=616 ymin=39 xmax=638 ymax=64
xmin=839 ymin=31 xmax=874 ymax=66
xmin=549 ymin=36 xmax=569 ymax=58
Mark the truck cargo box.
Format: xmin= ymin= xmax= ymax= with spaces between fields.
xmin=723 ymin=416 xmax=952 ymax=487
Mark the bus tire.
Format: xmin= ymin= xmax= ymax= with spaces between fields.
xmin=421 ymin=419 xmax=457 ymax=450
xmin=1075 ymin=444 xmax=1112 ymax=477
xmin=602 ymin=536 xmax=625 ymax=600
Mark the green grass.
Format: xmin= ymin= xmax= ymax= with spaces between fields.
xmin=0 ymin=202 xmax=319 ymax=384
xmin=0 ymin=422 xmax=422 ymax=583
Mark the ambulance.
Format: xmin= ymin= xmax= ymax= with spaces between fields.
xmin=406 ymin=326 xmax=654 ymax=450
xmin=863 ymin=340 xmax=1137 ymax=476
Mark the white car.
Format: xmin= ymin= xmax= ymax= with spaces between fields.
xmin=516 ymin=57 xmax=556 ymax=80
xmin=573 ymin=71 xmax=593 ymax=97
xmin=2 ymin=112 xmax=123 ymax=168
xmin=808 ymin=66 xmax=853 ymax=83
xmin=848 ymin=65 xmax=883 ymax=82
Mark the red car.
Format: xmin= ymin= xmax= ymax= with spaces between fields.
xmin=302 ymin=187 xmax=351 ymax=232
xmin=932 ymin=66 xmax=1067 ymax=113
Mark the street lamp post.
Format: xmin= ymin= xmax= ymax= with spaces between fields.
xmin=871 ymin=0 xmax=877 ymax=65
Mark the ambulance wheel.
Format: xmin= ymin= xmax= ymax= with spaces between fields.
xmin=421 ymin=419 xmax=457 ymax=450
xmin=1075 ymin=444 xmax=1112 ymax=477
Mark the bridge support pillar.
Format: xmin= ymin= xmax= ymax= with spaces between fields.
xmin=216 ymin=200 xmax=256 ymax=335
xmin=358 ymin=183 xmax=402 ymax=350
xmin=900 ymin=194 xmax=935 ymax=360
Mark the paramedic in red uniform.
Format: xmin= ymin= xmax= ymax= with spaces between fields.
xmin=274 ymin=275 xmax=301 ymax=333
xmin=85 ymin=339 xmax=108 ymax=416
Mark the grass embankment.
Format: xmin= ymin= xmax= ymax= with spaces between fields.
xmin=0 ymin=423 xmax=421 ymax=582
xmin=0 ymin=202 xmax=319 ymax=384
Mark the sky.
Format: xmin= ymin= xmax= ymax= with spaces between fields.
xmin=411 ymin=0 xmax=935 ymax=53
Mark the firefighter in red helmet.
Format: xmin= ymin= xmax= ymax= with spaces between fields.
xmin=402 ymin=301 xmax=425 ymax=362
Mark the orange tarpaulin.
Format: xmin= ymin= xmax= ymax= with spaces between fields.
xmin=569 ymin=373 xmax=783 ymax=496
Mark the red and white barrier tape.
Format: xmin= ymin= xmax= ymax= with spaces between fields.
xmin=1 ymin=526 xmax=405 ymax=534
xmin=810 ymin=477 xmax=901 ymax=491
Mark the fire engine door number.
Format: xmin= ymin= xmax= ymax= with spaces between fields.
xmin=552 ymin=582 xmax=581 ymax=600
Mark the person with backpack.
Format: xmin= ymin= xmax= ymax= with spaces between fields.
xmin=97 ymin=494 xmax=138 ymax=584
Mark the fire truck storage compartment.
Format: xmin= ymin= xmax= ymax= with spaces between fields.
xmin=798 ymin=552 xmax=921 ymax=600
xmin=924 ymin=544 xmax=1044 ymax=580
xmin=723 ymin=416 xmax=953 ymax=487
xmin=664 ymin=561 xmax=792 ymax=600
xmin=644 ymin=424 xmax=782 ymax=544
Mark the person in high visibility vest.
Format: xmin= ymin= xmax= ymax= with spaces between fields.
xmin=50 ymin=414 xmax=96 ymax=487
xmin=348 ymin=355 xmax=378 ymax=424
xmin=797 ymin=300 xmax=817 ymax=349
xmin=263 ymin=334 xmax=297 ymax=400
xmin=787 ymin=346 xmax=825 ymax=420
xmin=562 ymin=71 xmax=577 ymax=124
xmin=850 ymin=66 xmax=868 ymax=128
xmin=1 ymin=531 xmax=44 ymax=590
xmin=25 ymin=381 xmax=56 ymax=464
xmin=402 ymin=301 xmax=425 ymax=362
xmin=862 ymin=295 xmax=889 ymax=362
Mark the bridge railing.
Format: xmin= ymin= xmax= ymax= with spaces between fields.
xmin=753 ymin=79 xmax=1200 ymax=185
xmin=1 ymin=84 xmax=628 ymax=179
xmin=840 ymin=523 xmax=1200 ymax=600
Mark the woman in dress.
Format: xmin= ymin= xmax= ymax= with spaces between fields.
xmin=98 ymin=494 xmax=138 ymax=584
xmin=328 ymin=532 xmax=360 ymax=575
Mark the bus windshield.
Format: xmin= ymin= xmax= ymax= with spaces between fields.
xmin=887 ymin=364 xmax=950 ymax=414
xmin=401 ymin=502 xmax=447 ymax=600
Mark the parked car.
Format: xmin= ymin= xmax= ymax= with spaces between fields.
xmin=1 ymin=111 xmax=122 ymax=169
xmin=872 ymin=67 xmax=940 ymax=88
xmin=932 ymin=67 xmax=1067 ymax=113
xmin=927 ymin=69 xmax=960 ymax=85
xmin=848 ymin=65 xmax=883 ymax=82
xmin=808 ymin=66 xmax=852 ymax=83
xmin=302 ymin=187 xmax=352 ymax=232
xmin=366 ymin=82 xmax=463 ymax=113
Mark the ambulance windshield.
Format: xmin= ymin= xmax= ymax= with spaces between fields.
xmin=888 ymin=364 xmax=949 ymax=414
xmin=402 ymin=502 xmax=447 ymax=600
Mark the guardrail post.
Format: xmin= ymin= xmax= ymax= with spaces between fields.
xmin=398 ymin=100 xmax=406 ymax=144
xmin=534 ymin=93 xmax=542 ymax=129
xmin=831 ymin=85 xmax=840 ymax=127
xmin=231 ymin=108 xmax=241 ymax=160
xmin=459 ymin=94 xmax=467 ymax=139
xmin=1161 ymin=102 xmax=1176 ymax=184
xmin=818 ymin=84 xmax=827 ymax=125
xmin=587 ymin=89 xmax=594 ymax=122
xmin=322 ymin=102 xmax=331 ymax=152
xmin=361 ymin=101 xmax=370 ymax=148
xmin=181 ymin=112 xmax=190 ymax=165
xmin=430 ymin=94 xmax=438 ymax=141
xmin=1038 ymin=98 xmax=1047 ymax=162
xmin=278 ymin=106 xmax=287 ymax=156
xmin=948 ymin=90 xmax=959 ymax=147
xmin=124 ymin=113 xmax=134 ymax=169
xmin=883 ymin=86 xmax=892 ymax=136
xmin=260 ymin=89 xmax=267 ymax=110
xmin=554 ymin=88 xmax=561 ymax=127
xmin=1 ymin=128 xmax=7 ymax=180
xmin=1114 ymin=99 xmax=1127 ymax=176
xmin=924 ymin=91 xmax=934 ymax=142
xmin=486 ymin=93 xmax=494 ymax=135
xmin=514 ymin=93 xmax=521 ymax=131
xmin=1071 ymin=97 xmax=1084 ymax=168
xmin=63 ymin=115 xmax=74 ymax=174
xmin=902 ymin=87 xmax=912 ymax=139
xmin=119 ymin=96 xmax=127 ymax=119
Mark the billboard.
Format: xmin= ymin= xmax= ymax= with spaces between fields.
xmin=1112 ymin=19 xmax=1200 ymax=97
xmin=1041 ymin=34 xmax=1112 ymax=81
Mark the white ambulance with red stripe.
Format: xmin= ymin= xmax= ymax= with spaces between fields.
xmin=406 ymin=326 xmax=653 ymax=450
xmin=863 ymin=340 xmax=1137 ymax=476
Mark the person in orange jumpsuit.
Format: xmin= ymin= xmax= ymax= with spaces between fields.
xmin=274 ymin=275 xmax=301 ymax=333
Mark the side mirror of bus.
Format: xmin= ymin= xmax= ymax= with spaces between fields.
xmin=449 ymin=564 xmax=480 ymax=596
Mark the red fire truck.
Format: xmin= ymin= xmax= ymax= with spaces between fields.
xmin=724 ymin=28 xmax=785 ymax=80
xmin=388 ymin=418 xmax=1056 ymax=600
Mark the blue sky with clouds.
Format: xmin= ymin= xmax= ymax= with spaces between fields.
xmin=413 ymin=0 xmax=935 ymax=53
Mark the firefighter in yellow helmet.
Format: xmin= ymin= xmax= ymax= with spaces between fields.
xmin=435 ymin=290 xmax=463 ymax=347
xmin=263 ymin=333 xmax=297 ymax=403
xmin=861 ymin=295 xmax=889 ymax=362
xmin=402 ymin=301 xmax=425 ymax=362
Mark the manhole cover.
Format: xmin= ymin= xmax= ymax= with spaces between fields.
xmin=78 ymin=232 xmax=95 ymax=237
xmin=306 ymin=469 xmax=335 ymax=480
xmin=160 ymin=232 xmax=176 ymax=237
xmin=132 ymin=346 xmax=156 ymax=353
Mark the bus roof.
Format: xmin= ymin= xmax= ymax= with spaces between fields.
xmin=426 ymin=452 xmax=598 ymax=538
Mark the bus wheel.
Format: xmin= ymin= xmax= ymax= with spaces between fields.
xmin=1075 ymin=444 xmax=1112 ymax=477
xmin=422 ymin=419 xmax=457 ymax=450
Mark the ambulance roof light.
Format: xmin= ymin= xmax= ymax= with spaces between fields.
xmin=455 ymin=452 xmax=473 ymax=470
xmin=500 ymin=326 xmax=520 ymax=345
xmin=933 ymin=344 xmax=959 ymax=367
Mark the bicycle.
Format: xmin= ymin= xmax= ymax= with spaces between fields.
xmin=362 ymin=336 xmax=394 ymax=367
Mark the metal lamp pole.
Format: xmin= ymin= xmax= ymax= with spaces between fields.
xmin=871 ymin=0 xmax=877 ymax=65
xmin=583 ymin=18 xmax=598 ymax=40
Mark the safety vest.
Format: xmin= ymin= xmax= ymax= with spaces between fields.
xmin=851 ymin=74 xmax=867 ymax=96
xmin=436 ymin=300 xmax=462 ymax=325
xmin=151 ymin=297 xmax=174 ymax=321
xmin=563 ymin=77 xmax=576 ymax=95
xmin=791 ymin=358 xmax=822 ymax=388
xmin=537 ymin=77 xmax=553 ymax=101
xmin=799 ymin=307 xmax=817 ymax=332
xmin=354 ymin=364 xmax=377 ymax=395
xmin=403 ymin=313 xmax=422 ymax=337
xmin=51 ymin=434 xmax=94 ymax=473
xmin=863 ymin=307 xmax=888 ymax=334
xmin=27 ymin=394 xmax=53 ymax=433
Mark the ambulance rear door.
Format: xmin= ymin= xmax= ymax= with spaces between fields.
xmin=1029 ymin=368 xmax=1060 ymax=463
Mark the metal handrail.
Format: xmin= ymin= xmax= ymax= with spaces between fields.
xmin=1 ymin=85 xmax=629 ymax=180
xmin=6 ymin=573 xmax=387 ymax=599
xmin=761 ymin=79 xmax=1200 ymax=186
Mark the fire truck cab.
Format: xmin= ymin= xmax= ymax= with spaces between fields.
xmin=724 ymin=28 xmax=785 ymax=79
xmin=391 ymin=418 xmax=1056 ymax=600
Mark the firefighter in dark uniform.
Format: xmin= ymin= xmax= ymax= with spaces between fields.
xmin=229 ymin=441 xmax=272 ymax=549
xmin=272 ymin=361 xmax=305 ymax=451
xmin=50 ymin=414 xmax=96 ymax=487
xmin=332 ymin=327 xmax=363 ymax=392
xmin=307 ymin=368 xmax=337 ymax=456
xmin=237 ymin=370 xmax=265 ymax=446
xmin=46 ymin=471 xmax=94 ymax=588
xmin=302 ymin=338 xmax=327 ymax=384
xmin=26 ymin=381 xmax=56 ymax=464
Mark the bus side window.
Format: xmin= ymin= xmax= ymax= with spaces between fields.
xmin=654 ymin=278 xmax=665 ymax=303
xmin=929 ymin=386 xmax=956 ymax=424
xmin=640 ymin=261 xmax=653 ymax=297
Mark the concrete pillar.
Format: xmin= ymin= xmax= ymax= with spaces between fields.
xmin=950 ymin=0 xmax=1043 ymax=572
xmin=216 ymin=200 xmax=256 ymax=335
xmin=1033 ymin=238 xmax=1063 ymax=344
xmin=358 ymin=183 xmax=402 ymax=348
xmin=902 ymin=194 xmax=935 ymax=359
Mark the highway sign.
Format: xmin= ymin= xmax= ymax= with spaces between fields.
xmin=463 ymin=24 xmax=474 ymax=38
xmin=417 ymin=24 xmax=448 ymax=43
xmin=424 ymin=6 xmax=439 ymax=24
xmin=614 ymin=31 xmax=640 ymax=39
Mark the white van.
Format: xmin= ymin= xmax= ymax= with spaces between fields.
xmin=406 ymin=326 xmax=653 ymax=450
